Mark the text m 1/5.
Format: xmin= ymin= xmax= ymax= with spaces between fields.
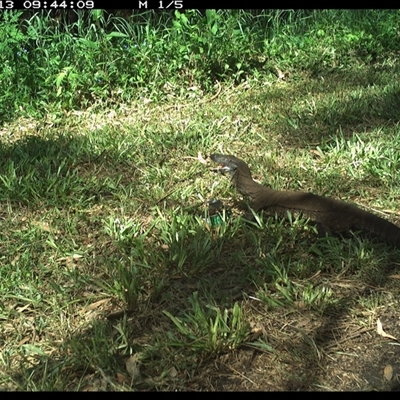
xmin=159 ymin=0 xmax=182 ymax=8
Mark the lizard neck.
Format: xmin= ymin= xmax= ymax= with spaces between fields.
xmin=233 ymin=162 xmax=267 ymax=199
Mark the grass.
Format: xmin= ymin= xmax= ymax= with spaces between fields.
xmin=1 ymin=9 xmax=400 ymax=391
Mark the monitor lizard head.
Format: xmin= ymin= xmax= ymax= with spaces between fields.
xmin=210 ymin=154 xmax=252 ymax=176
xmin=210 ymin=153 xmax=257 ymax=196
xmin=210 ymin=154 xmax=239 ymax=175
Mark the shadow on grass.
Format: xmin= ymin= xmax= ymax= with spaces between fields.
xmin=4 ymin=219 xmax=400 ymax=390
xmin=0 ymin=133 xmax=146 ymax=208
xmin=247 ymin=64 xmax=400 ymax=145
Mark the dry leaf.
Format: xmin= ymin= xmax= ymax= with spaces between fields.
xmin=72 ymin=253 xmax=83 ymax=259
xmin=31 ymin=221 xmax=59 ymax=234
xmin=18 ymin=337 xmax=30 ymax=346
xmin=16 ymin=303 xmax=32 ymax=313
xmin=296 ymin=317 xmax=311 ymax=328
xmin=126 ymin=354 xmax=141 ymax=380
xmin=81 ymin=385 xmax=99 ymax=391
xmin=197 ymin=151 xmax=207 ymax=164
xmin=80 ymin=298 xmax=110 ymax=314
xmin=169 ymin=366 xmax=178 ymax=378
xmin=389 ymin=274 xmax=400 ymax=279
xmin=275 ymin=67 xmax=285 ymax=80
xmin=310 ymin=149 xmax=323 ymax=157
xmin=247 ymin=327 xmax=263 ymax=342
xmin=384 ymin=365 xmax=393 ymax=381
xmin=116 ymin=372 xmax=130 ymax=384
xmin=377 ymin=319 xmax=398 ymax=340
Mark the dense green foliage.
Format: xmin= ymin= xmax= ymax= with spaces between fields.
xmin=1 ymin=9 xmax=400 ymax=123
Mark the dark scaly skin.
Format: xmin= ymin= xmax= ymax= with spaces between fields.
xmin=210 ymin=154 xmax=400 ymax=247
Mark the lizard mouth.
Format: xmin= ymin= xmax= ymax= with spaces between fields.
xmin=211 ymin=165 xmax=232 ymax=173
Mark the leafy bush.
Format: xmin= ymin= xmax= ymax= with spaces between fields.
xmin=1 ymin=9 xmax=400 ymax=123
